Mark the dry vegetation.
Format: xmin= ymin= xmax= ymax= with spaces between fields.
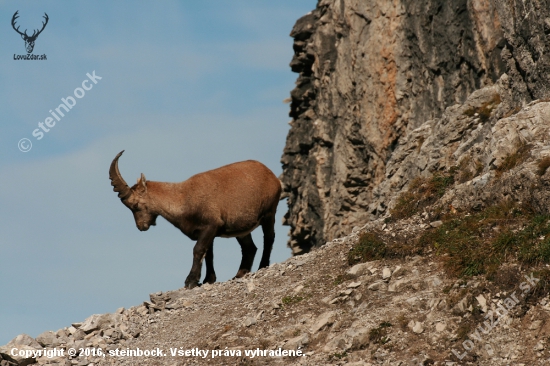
xmin=463 ymin=94 xmax=501 ymax=122
xmin=389 ymin=172 xmax=455 ymax=221
xmin=352 ymin=166 xmax=550 ymax=290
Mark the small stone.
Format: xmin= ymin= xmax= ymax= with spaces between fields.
xmin=246 ymin=281 xmax=256 ymax=292
xmin=244 ymin=317 xmax=257 ymax=327
xmin=293 ymin=285 xmax=304 ymax=293
xmin=530 ymin=320 xmax=543 ymax=330
xmin=452 ymin=297 xmax=470 ymax=314
xmin=476 ymin=294 xmax=488 ymax=312
xmin=284 ymin=334 xmax=309 ymax=350
xmin=412 ymin=321 xmax=424 ymax=334
xmin=430 ymin=220 xmax=443 ymax=228
xmin=347 ymin=263 xmax=371 ymax=276
xmin=321 ymin=295 xmax=333 ymax=304
xmin=73 ymin=329 xmax=86 ymax=341
xmin=388 ymin=279 xmax=407 ymax=292
xmin=181 ymin=300 xmax=193 ymax=308
xmin=347 ymin=281 xmax=362 ymax=288
xmin=311 ymin=311 xmax=336 ymax=333
xmin=346 ymin=327 xmax=370 ymax=349
xmin=435 ymin=322 xmax=446 ymax=332
xmin=382 ymin=267 xmax=392 ymax=281
xmin=392 ymin=265 xmax=404 ymax=277
xmin=56 ymin=328 xmax=68 ymax=339
xmin=368 ymin=281 xmax=387 ymax=291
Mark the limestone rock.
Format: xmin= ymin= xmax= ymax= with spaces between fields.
xmin=412 ymin=321 xmax=424 ymax=334
xmin=244 ymin=317 xmax=257 ymax=327
xmin=79 ymin=313 xmax=120 ymax=333
xmin=382 ymin=267 xmax=392 ymax=281
xmin=476 ymin=294 xmax=488 ymax=313
xmin=311 ymin=311 xmax=336 ymax=333
xmin=347 ymin=263 xmax=370 ymax=276
xmin=368 ymin=281 xmax=387 ymax=291
xmin=284 ymin=334 xmax=309 ymax=350
xmin=0 ymin=344 xmax=41 ymax=366
xmin=281 ymin=0 xmax=508 ymax=252
xmin=35 ymin=331 xmax=59 ymax=348
xmin=5 ymin=334 xmax=41 ymax=349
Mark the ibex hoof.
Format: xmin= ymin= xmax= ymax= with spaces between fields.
xmin=234 ymin=269 xmax=250 ymax=278
xmin=203 ymin=274 xmax=217 ymax=284
xmin=185 ymin=281 xmax=200 ymax=289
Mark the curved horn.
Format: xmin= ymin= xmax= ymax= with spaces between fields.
xmin=109 ymin=150 xmax=133 ymax=203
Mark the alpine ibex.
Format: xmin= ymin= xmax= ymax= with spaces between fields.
xmin=109 ymin=151 xmax=281 ymax=289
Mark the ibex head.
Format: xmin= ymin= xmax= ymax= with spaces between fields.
xmin=12 ymin=11 xmax=49 ymax=54
xmin=109 ymin=151 xmax=158 ymax=231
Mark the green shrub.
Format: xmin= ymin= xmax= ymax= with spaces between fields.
xmin=348 ymin=232 xmax=386 ymax=265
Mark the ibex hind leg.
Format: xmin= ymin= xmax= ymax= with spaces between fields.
xmin=203 ymin=245 xmax=216 ymax=284
xmin=258 ymin=214 xmax=275 ymax=269
xmin=235 ymin=234 xmax=257 ymax=278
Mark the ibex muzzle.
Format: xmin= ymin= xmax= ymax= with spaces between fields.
xmin=109 ymin=151 xmax=282 ymax=289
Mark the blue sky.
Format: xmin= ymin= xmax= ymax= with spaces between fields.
xmin=0 ymin=1 xmax=316 ymax=345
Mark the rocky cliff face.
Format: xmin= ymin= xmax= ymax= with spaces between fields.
xmin=281 ymin=0 xmax=550 ymax=254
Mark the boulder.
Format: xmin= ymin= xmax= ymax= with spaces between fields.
xmin=283 ymin=334 xmax=309 ymax=350
xmin=311 ymin=311 xmax=336 ymax=333
xmin=36 ymin=331 xmax=59 ymax=347
xmin=0 ymin=344 xmax=41 ymax=366
xmin=78 ymin=313 xmax=121 ymax=333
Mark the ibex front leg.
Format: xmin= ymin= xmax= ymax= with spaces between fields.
xmin=185 ymin=228 xmax=216 ymax=289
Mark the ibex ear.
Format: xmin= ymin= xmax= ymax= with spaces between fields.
xmin=136 ymin=173 xmax=147 ymax=193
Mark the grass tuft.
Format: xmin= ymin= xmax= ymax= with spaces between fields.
xmin=390 ymin=172 xmax=455 ymax=220
xmin=419 ymin=201 xmax=550 ymax=277
xmin=281 ymin=295 xmax=303 ymax=306
xmin=495 ymin=143 xmax=531 ymax=177
xmin=456 ymin=155 xmax=484 ymax=183
xmin=348 ymin=232 xmax=386 ymax=265
xmin=464 ymin=94 xmax=501 ymax=122
xmin=369 ymin=322 xmax=392 ymax=345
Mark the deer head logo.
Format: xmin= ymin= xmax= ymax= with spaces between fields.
xmin=12 ymin=11 xmax=49 ymax=54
